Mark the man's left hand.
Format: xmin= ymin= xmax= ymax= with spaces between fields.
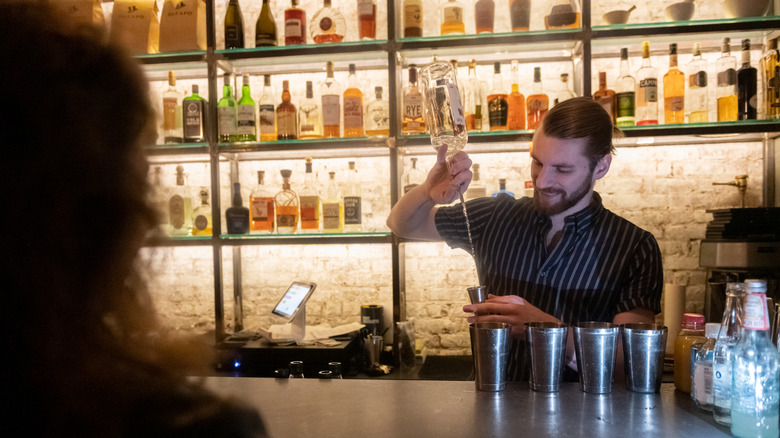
xmin=463 ymin=294 xmax=561 ymax=339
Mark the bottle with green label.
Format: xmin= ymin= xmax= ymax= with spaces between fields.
xmin=218 ymin=73 xmax=238 ymax=142
xmin=615 ymin=48 xmax=636 ymax=127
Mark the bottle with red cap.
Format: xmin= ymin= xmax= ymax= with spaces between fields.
xmin=674 ymin=313 xmax=706 ymax=393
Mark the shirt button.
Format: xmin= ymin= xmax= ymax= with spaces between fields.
xmin=540 ymin=271 xmax=546 ymax=277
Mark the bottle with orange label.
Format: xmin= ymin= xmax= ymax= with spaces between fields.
xmin=674 ymin=313 xmax=706 ymax=393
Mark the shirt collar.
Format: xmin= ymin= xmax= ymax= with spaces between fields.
xmin=533 ymin=191 xmax=605 ymax=234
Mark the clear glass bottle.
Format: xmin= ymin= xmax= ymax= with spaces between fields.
xmin=465 ymin=59 xmax=484 ymax=132
xmin=636 ymin=41 xmax=658 ymax=125
xmin=275 ymin=169 xmax=299 ymax=234
xmin=402 ymin=64 xmax=425 ymax=134
xmin=255 ymin=0 xmax=278 ymax=47
xmin=615 ymin=47 xmax=636 ymax=127
xmin=762 ymin=37 xmax=779 ymax=120
xmin=225 ymin=182 xmax=249 ymax=234
xmin=692 ymin=323 xmax=720 ymax=411
xmin=322 ymin=171 xmax=343 ymax=233
xmin=358 ymin=0 xmax=376 ymax=40
xmin=343 ymin=161 xmax=362 ymax=232
xmin=545 ymin=0 xmax=581 ymax=29
xmin=162 ymin=71 xmax=183 ymax=144
xmin=687 ymin=43 xmax=709 ymax=123
xmin=328 ymin=361 xmax=343 ymax=379
xmin=509 ymin=0 xmax=531 ymax=31
xmin=284 ymin=0 xmax=306 ymax=45
xmin=250 ymin=170 xmax=275 ymax=233
xmin=713 ymin=282 xmax=745 ymax=426
xmin=237 ymin=74 xmax=257 ymax=142
xmin=403 ymin=0 xmax=423 ymax=37
xmin=183 ymin=84 xmax=207 ymax=142
xmin=738 ymin=39 xmax=758 ymax=120
xmin=664 ymin=43 xmax=685 ymax=124
xmin=149 ymin=166 xmax=169 ymax=233
xmin=593 ymin=71 xmax=615 ymax=124
xmin=343 ymin=64 xmax=364 ymax=137
xmin=464 ymin=163 xmax=487 ymax=200
xmin=526 ymin=67 xmax=549 ymax=130
xmin=419 ymin=61 xmax=467 ymax=160
xmin=674 ymin=313 xmax=706 ymax=394
xmin=365 ymin=86 xmax=389 ymax=138
xmin=474 ymin=0 xmax=494 ymax=34
xmin=311 ymin=0 xmax=345 ymax=43
xmin=487 ymin=62 xmax=508 ymax=130
xmin=554 ymin=73 xmax=575 ymax=106
xmin=299 ymin=81 xmax=323 ymax=139
xmin=507 ymin=60 xmax=526 ymax=130
xmin=440 ymin=0 xmax=465 ymax=36
xmin=259 ymin=75 xmax=277 ymax=141
xmin=218 ymin=73 xmax=238 ymax=142
xmin=491 ymin=178 xmax=515 ymax=198
xmin=402 ymin=157 xmax=426 ymax=194
xmin=224 ymin=0 xmax=245 ymax=49
xmin=321 ymin=61 xmax=341 ymax=138
xmin=289 ymin=360 xmax=305 ymax=378
xmin=732 ymin=279 xmax=780 ymax=437
xmin=191 ymin=187 xmax=212 ymax=236
xmin=716 ymin=38 xmax=739 ymax=122
xmin=168 ymin=164 xmax=193 ymax=236
xmin=276 ymin=80 xmax=297 ymax=140
xmin=299 ymin=157 xmax=320 ymax=232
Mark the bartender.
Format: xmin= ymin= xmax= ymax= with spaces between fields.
xmin=386 ymin=97 xmax=663 ymax=382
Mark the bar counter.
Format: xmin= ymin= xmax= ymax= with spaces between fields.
xmin=202 ymin=377 xmax=731 ymax=437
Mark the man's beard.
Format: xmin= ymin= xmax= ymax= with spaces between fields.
xmin=533 ymin=172 xmax=593 ymax=216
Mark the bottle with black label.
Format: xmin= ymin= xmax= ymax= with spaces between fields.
xmin=737 ymin=39 xmax=758 ymax=120
xmin=226 ymin=182 xmax=249 ymax=234
xmin=343 ymin=161 xmax=362 ymax=232
xmin=183 ymin=84 xmax=207 ymax=142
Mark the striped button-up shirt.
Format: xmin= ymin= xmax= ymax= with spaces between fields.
xmin=435 ymin=192 xmax=663 ymax=382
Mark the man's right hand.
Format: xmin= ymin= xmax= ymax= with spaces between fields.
xmin=425 ymin=145 xmax=473 ymax=205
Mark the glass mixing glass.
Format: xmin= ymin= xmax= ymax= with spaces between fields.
xmin=419 ymin=61 xmax=468 ymax=163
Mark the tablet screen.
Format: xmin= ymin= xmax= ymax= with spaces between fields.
xmin=272 ymin=281 xmax=316 ymax=320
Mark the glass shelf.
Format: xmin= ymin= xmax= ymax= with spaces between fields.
xmin=146 ymin=142 xmax=210 ymax=156
xmin=216 ymin=138 xmax=391 ymax=160
xmin=143 ymin=235 xmax=214 ymax=247
xmin=216 ymin=41 xmax=388 ymax=73
xmin=592 ymin=16 xmax=780 ymax=38
xmin=220 ymin=232 xmax=392 ymax=245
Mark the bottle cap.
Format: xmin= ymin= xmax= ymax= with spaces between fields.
xmin=280 ymin=169 xmax=292 ymax=178
xmin=493 ymin=62 xmax=500 ymax=73
xmin=669 ymin=43 xmax=677 ymax=54
xmin=682 ymin=313 xmax=705 ymax=326
xmin=705 ymin=322 xmax=720 ymax=338
xmin=744 ymin=279 xmax=767 ymax=293
xmin=620 ymin=47 xmax=628 ymax=59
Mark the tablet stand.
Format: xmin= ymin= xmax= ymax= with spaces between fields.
xmin=288 ymin=306 xmax=306 ymax=342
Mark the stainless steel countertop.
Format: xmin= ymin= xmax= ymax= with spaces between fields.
xmin=202 ymin=378 xmax=731 ymax=437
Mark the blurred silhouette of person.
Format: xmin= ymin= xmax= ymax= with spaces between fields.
xmin=0 ymin=2 xmax=267 ymax=436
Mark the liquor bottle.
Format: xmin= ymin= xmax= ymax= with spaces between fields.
xmin=440 ymin=0 xmax=465 ymax=36
xmin=402 ymin=64 xmax=425 ymax=134
xmin=343 ymin=64 xmax=364 ymax=137
xmin=712 ymin=282 xmax=745 ymax=426
xmin=491 ymin=178 xmax=515 ymax=198
xmin=226 ymin=182 xmax=250 ymax=234
xmin=275 ymin=169 xmax=299 ymax=234
xmin=762 ymin=37 xmax=779 ymax=120
xmin=487 ymin=62 xmax=508 ymax=130
xmin=255 ymin=0 xmax=278 ymax=47
xmin=365 ymin=86 xmax=389 ymax=137
xmin=299 ymin=157 xmax=320 ymax=232
xmin=692 ymin=323 xmax=719 ymax=411
xmin=276 ymin=80 xmax=297 ymax=140
xmin=322 ymin=171 xmax=343 ymax=233
xmin=687 ymin=43 xmax=709 ymax=123
xmin=237 ymin=74 xmax=257 ymax=141
xmin=168 ymin=165 xmax=193 ymax=236
xmin=474 ymin=0 xmax=494 ymax=34
xmin=731 ymin=279 xmax=780 ymax=437
xmin=526 ymin=67 xmax=549 ymax=130
xmin=284 ymin=0 xmax=306 ymax=45
xmin=319 ymin=62 xmax=341 ymax=138
xmin=737 ymin=39 xmax=758 ymax=120
xmin=593 ymin=71 xmax=616 ymax=124
xmin=465 ymin=59 xmax=483 ymax=131
xmin=358 ymin=0 xmax=376 ymax=40
xmin=149 ymin=167 xmax=169 ymax=233
xmin=403 ymin=0 xmax=423 ymax=37
xmin=615 ymin=48 xmax=636 ymax=127
xmin=343 ymin=161 xmax=362 ymax=232
xmin=289 ymin=360 xmax=305 ymax=378
xmin=664 ymin=43 xmax=685 ymax=124
xmin=545 ymin=0 xmax=581 ymax=29
xmin=506 ymin=60 xmax=525 ymax=130
xmin=225 ymin=0 xmax=244 ymax=49
xmin=674 ymin=313 xmax=706 ymax=394
xmin=510 ymin=0 xmax=531 ymax=31
xmin=554 ymin=73 xmax=575 ymax=106
xmin=162 ymin=71 xmax=183 ymax=143
xmin=717 ymin=38 xmax=738 ymax=122
xmin=464 ymin=163 xmax=487 ymax=200
xmin=402 ymin=157 xmax=426 ymax=194
xmin=250 ymin=170 xmax=275 ymax=233
xmin=191 ymin=187 xmax=212 ymax=237
xmin=259 ymin=75 xmax=277 ymax=141
xmin=183 ymin=85 xmax=207 ymax=142
xmin=636 ymin=41 xmax=659 ymax=125
xmin=299 ymin=81 xmax=323 ymax=139
xmin=311 ymin=0 xmax=345 ymax=43
xmin=217 ymin=73 xmax=238 ymax=142
xmin=450 ymin=59 xmax=465 ymax=108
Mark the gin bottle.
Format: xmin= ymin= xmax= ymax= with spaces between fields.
xmin=322 ymin=171 xmax=343 ymax=233
xmin=299 ymin=157 xmax=320 ymax=232
xmin=636 ymin=41 xmax=658 ymax=125
xmin=218 ymin=73 xmax=238 ymax=142
xmin=713 ymin=282 xmax=745 ymax=425
xmin=162 ymin=71 xmax=183 ymax=143
xmin=616 ymin=47 xmax=636 ymax=127
xmin=365 ymin=86 xmax=389 ymax=138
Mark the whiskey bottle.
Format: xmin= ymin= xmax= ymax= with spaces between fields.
xmin=343 ymin=64 xmax=364 ymax=137
xmin=403 ymin=0 xmax=423 ymax=37
xmin=343 ymin=161 xmax=362 ymax=232
xmin=615 ymin=47 xmax=636 ymax=127
xmin=474 ymin=0 xmax=494 ymax=34
xmin=593 ymin=71 xmax=616 ymax=124
xmin=716 ymin=38 xmax=738 ymax=122
xmin=284 ymin=0 xmax=306 ymax=45
xmin=299 ymin=81 xmax=323 ymax=139
xmin=402 ymin=157 xmax=426 ymax=194
xmin=506 ymin=60 xmax=525 ymax=130
xmin=162 ymin=71 xmax=183 ymax=143
xmin=191 ymin=187 xmax=212 ymax=236
xmin=737 ymin=39 xmax=758 ymax=120
xmin=237 ymin=74 xmax=257 ymax=141
xmin=226 ymin=182 xmax=250 ymax=235
xmin=358 ymin=0 xmax=376 ymax=40
xmin=225 ymin=0 xmax=245 ymax=49
xmin=365 ymin=86 xmax=389 ymax=138
xmin=554 ymin=73 xmax=575 ymax=106
xmin=321 ymin=61 xmax=341 ymax=137
xmin=636 ymin=41 xmax=659 ymax=125
xmin=183 ymin=85 xmax=207 ymax=142
xmin=299 ymin=157 xmax=321 ymax=232
xmin=250 ymin=170 xmax=275 ymax=233
xmin=311 ymin=0 xmax=345 ymax=43
xmin=275 ymin=169 xmax=299 ymax=234
xmin=526 ymin=67 xmax=549 ymax=130
xmin=168 ymin=164 xmax=193 ymax=236
xmin=440 ymin=0 xmax=465 ymax=36
xmin=687 ymin=43 xmax=709 ymax=123
xmin=487 ymin=62 xmax=508 ymax=130
xmin=276 ymin=80 xmax=298 ymax=140
xmin=762 ymin=37 xmax=779 ymax=120
xmin=259 ymin=75 xmax=277 ymax=141
xmin=402 ymin=64 xmax=425 ymax=134
xmin=322 ymin=171 xmax=343 ymax=233
xmin=664 ymin=43 xmax=685 ymax=124
xmin=509 ymin=0 xmax=531 ymax=31
xmin=255 ymin=0 xmax=278 ymax=47
xmin=464 ymin=163 xmax=487 ymax=200
xmin=465 ymin=59 xmax=483 ymax=131
xmin=218 ymin=73 xmax=238 ymax=142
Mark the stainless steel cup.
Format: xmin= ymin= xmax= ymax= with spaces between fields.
xmin=365 ymin=334 xmax=383 ymax=367
xmin=471 ymin=322 xmax=511 ymax=391
xmin=467 ymin=286 xmax=488 ymax=304
xmin=573 ymin=322 xmax=619 ymax=394
xmin=621 ymin=323 xmax=668 ymax=393
xmin=526 ymin=322 xmax=568 ymax=392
